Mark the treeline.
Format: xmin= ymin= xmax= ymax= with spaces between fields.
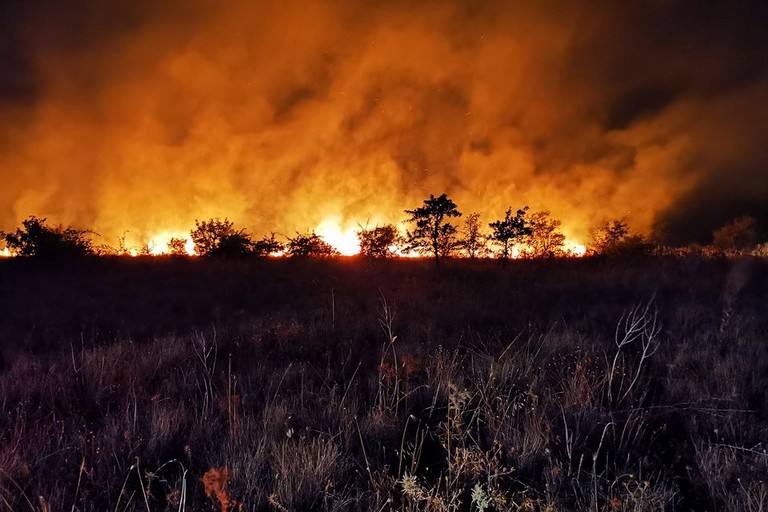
xmin=1 ymin=193 xmax=766 ymax=260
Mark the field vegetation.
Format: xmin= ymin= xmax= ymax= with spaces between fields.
xmin=1 ymin=255 xmax=767 ymax=511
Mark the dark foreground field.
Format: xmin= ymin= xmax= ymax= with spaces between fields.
xmin=1 ymin=256 xmax=767 ymax=511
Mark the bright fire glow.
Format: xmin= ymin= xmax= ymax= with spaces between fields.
xmin=0 ymin=224 xmax=588 ymax=260
xmin=121 ymin=232 xmax=197 ymax=256
xmin=315 ymin=218 xmax=360 ymax=256
xmin=565 ymin=241 xmax=587 ymax=257
xmin=145 ymin=233 xmax=197 ymax=256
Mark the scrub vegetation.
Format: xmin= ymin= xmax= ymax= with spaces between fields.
xmin=0 ymin=255 xmax=767 ymax=511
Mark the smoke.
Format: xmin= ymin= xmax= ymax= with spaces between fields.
xmin=1 ymin=0 xmax=767 ymax=247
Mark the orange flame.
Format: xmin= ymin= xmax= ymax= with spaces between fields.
xmin=314 ymin=218 xmax=360 ymax=256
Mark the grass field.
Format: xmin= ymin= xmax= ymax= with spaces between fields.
xmin=1 ymin=255 xmax=767 ymax=511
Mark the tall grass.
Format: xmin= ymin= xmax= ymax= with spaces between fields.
xmin=0 ymin=255 xmax=766 ymax=510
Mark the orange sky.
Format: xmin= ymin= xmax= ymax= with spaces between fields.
xmin=1 ymin=0 xmax=767 ymax=248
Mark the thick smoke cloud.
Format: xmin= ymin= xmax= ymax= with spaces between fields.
xmin=1 ymin=0 xmax=767 ymax=246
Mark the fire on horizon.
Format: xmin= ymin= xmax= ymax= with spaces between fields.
xmin=1 ymin=0 xmax=767 ymax=252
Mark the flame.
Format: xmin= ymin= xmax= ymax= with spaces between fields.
xmin=184 ymin=237 xmax=196 ymax=256
xmin=0 ymin=248 xmax=12 ymax=257
xmin=314 ymin=218 xmax=360 ymax=256
xmin=564 ymin=240 xmax=587 ymax=257
xmin=145 ymin=232 xmax=197 ymax=256
xmin=120 ymin=231 xmax=197 ymax=256
xmin=571 ymin=243 xmax=587 ymax=257
xmin=2 ymin=1 xmax=755 ymax=249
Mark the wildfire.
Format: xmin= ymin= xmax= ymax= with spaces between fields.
xmin=565 ymin=242 xmax=587 ymax=257
xmin=121 ymin=232 xmax=197 ymax=256
xmin=0 ymin=218 xmax=588 ymax=259
xmin=315 ymin=218 xmax=361 ymax=256
xmin=145 ymin=233 xmax=197 ymax=256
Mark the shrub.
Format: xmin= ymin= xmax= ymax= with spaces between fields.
xmin=357 ymin=224 xmax=400 ymax=258
xmin=286 ymin=232 xmax=338 ymax=257
xmin=191 ymin=218 xmax=254 ymax=257
xmin=2 ymin=216 xmax=94 ymax=259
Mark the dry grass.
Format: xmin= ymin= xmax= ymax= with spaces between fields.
xmin=0 ymin=256 xmax=766 ymax=510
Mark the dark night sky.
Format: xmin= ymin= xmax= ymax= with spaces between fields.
xmin=1 ymin=0 xmax=767 ymax=245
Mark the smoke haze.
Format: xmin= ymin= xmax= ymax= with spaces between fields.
xmin=1 ymin=0 xmax=767 ymax=246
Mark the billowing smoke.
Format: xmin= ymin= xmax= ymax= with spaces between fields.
xmin=1 ymin=0 xmax=766 ymax=247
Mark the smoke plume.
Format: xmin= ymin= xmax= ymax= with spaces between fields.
xmin=1 ymin=0 xmax=767 ymax=247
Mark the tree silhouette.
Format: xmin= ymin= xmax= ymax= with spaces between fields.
xmin=591 ymin=219 xmax=630 ymax=254
xmin=190 ymin=218 xmax=254 ymax=257
xmin=489 ymin=207 xmax=531 ymax=260
xmin=460 ymin=212 xmax=486 ymax=259
xmin=404 ymin=193 xmax=462 ymax=263
xmin=286 ymin=232 xmax=339 ymax=257
xmin=357 ymin=224 xmax=400 ymax=258
xmin=591 ymin=218 xmax=652 ymax=256
xmin=3 ymin=216 xmax=94 ymax=259
xmin=523 ymin=210 xmax=565 ymax=258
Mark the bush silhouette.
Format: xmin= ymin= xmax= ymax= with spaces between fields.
xmin=2 ymin=216 xmax=94 ymax=259
xmin=357 ymin=224 xmax=400 ymax=258
xmin=286 ymin=232 xmax=339 ymax=257
xmin=191 ymin=218 xmax=255 ymax=257
xmin=591 ymin=219 xmax=630 ymax=254
xmin=591 ymin=219 xmax=653 ymax=256
xmin=167 ymin=237 xmax=189 ymax=256
xmin=252 ymin=233 xmax=284 ymax=257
